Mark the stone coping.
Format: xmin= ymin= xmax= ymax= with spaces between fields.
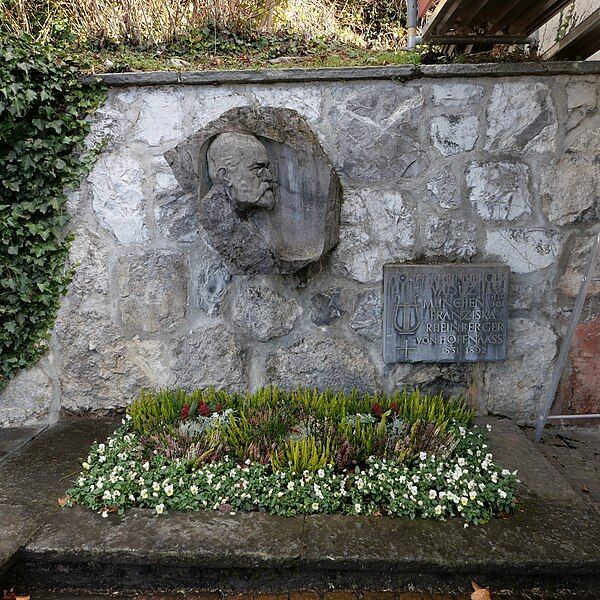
xmin=83 ymin=60 xmax=600 ymax=87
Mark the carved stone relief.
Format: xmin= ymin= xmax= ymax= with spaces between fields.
xmin=165 ymin=106 xmax=342 ymax=274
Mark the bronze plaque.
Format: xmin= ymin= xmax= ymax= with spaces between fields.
xmin=383 ymin=264 xmax=509 ymax=363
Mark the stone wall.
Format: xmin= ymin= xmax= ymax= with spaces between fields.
xmin=2 ymin=62 xmax=599 ymax=426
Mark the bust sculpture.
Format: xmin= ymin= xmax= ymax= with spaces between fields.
xmin=207 ymin=132 xmax=276 ymax=216
xmin=165 ymin=106 xmax=342 ymax=275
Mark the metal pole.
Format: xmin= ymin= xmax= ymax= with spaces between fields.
xmin=406 ymin=0 xmax=420 ymax=49
xmin=534 ymin=231 xmax=600 ymax=443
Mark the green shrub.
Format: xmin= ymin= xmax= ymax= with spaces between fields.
xmin=127 ymin=388 xmax=187 ymax=435
xmin=0 ymin=33 xmax=105 ymax=389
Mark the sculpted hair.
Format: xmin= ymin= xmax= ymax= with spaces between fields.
xmin=207 ymin=132 xmax=264 ymax=183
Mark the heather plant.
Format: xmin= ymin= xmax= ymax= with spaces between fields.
xmin=123 ymin=386 xmax=473 ymax=472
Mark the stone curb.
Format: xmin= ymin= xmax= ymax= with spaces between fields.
xmin=82 ymin=61 xmax=600 ymax=87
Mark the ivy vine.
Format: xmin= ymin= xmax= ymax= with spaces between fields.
xmin=0 ymin=34 xmax=105 ymax=389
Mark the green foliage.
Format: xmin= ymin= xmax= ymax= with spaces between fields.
xmin=126 ymin=386 xmax=475 ymax=472
xmin=271 ymin=436 xmax=332 ymax=473
xmin=0 ymin=33 xmax=105 ymax=388
xmin=127 ymin=388 xmax=187 ymax=435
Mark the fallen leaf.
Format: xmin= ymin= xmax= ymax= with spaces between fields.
xmin=582 ymin=484 xmax=590 ymax=493
xmin=57 ymin=496 xmax=68 ymax=507
xmin=471 ymin=580 xmax=492 ymax=599
xmin=2 ymin=592 xmax=30 ymax=600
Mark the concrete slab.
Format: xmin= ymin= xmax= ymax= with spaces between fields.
xmin=534 ymin=427 xmax=600 ymax=506
xmin=0 ymin=505 xmax=41 ymax=580
xmin=0 ymin=417 xmax=120 ymax=586
xmin=0 ymin=417 xmax=120 ymax=508
xmin=0 ymin=426 xmax=44 ymax=463
xmin=477 ymin=418 xmax=579 ymax=502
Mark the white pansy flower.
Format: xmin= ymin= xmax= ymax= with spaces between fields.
xmin=155 ymin=503 xmax=165 ymax=515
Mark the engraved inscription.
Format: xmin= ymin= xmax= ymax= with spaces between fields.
xmin=383 ymin=264 xmax=509 ymax=363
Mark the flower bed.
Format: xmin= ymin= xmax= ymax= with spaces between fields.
xmin=66 ymin=387 xmax=519 ymax=524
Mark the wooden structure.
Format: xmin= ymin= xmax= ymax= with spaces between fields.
xmin=420 ymin=0 xmax=575 ymax=45
xmin=542 ymin=7 xmax=600 ymax=59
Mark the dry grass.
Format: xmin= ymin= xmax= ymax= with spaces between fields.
xmin=1 ymin=0 xmax=284 ymax=45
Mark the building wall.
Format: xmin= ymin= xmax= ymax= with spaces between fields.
xmin=1 ymin=63 xmax=599 ymax=426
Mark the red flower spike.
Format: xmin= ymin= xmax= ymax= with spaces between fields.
xmin=180 ymin=404 xmax=190 ymax=420
xmin=198 ymin=402 xmax=210 ymax=417
xmin=215 ymin=403 xmax=223 ymax=412
xmin=390 ymin=402 xmax=399 ymax=413
xmin=372 ymin=403 xmax=383 ymax=418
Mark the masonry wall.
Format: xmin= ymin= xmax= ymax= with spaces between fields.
xmin=2 ymin=63 xmax=599 ymax=426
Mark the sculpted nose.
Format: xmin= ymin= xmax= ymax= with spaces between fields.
xmin=260 ymin=166 xmax=273 ymax=182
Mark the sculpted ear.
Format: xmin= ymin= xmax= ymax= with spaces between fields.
xmin=217 ymin=166 xmax=231 ymax=187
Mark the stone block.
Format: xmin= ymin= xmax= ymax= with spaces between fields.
xmin=424 ymin=216 xmax=477 ymax=259
xmin=174 ymin=324 xmax=246 ymax=390
xmin=0 ymin=356 xmax=55 ymax=426
xmin=334 ymin=189 xmax=415 ymax=283
xmin=310 ymin=288 xmax=344 ymax=326
xmin=485 ymin=82 xmax=557 ymax=153
xmin=429 ymin=114 xmax=479 ymax=156
xmin=350 ymin=290 xmax=382 ymax=341
xmin=558 ymin=234 xmax=600 ymax=300
xmin=430 ymin=82 xmax=484 ymax=106
xmin=565 ymin=81 xmax=597 ymax=131
xmin=64 ymin=226 xmax=110 ymax=311
xmin=426 ymin=166 xmax=461 ymax=209
xmin=541 ymin=154 xmax=599 ymax=226
xmin=481 ymin=317 xmax=557 ymax=423
xmin=321 ymin=82 xmax=427 ymax=181
xmin=485 ymin=229 xmax=559 ymax=274
xmin=232 ymin=279 xmax=302 ymax=341
xmin=134 ymin=89 xmax=185 ymax=147
xmin=55 ymin=309 xmax=149 ymax=412
xmin=399 ymin=363 xmax=472 ymax=399
xmin=196 ymin=255 xmax=231 ymax=317
xmin=118 ymin=250 xmax=189 ymax=334
xmin=253 ymin=84 xmax=324 ymax=124
xmin=153 ymin=155 xmax=202 ymax=244
xmin=124 ymin=337 xmax=177 ymax=389
xmin=265 ymin=335 xmax=380 ymax=393
xmin=89 ymin=153 xmax=148 ymax=244
xmin=465 ymin=161 xmax=531 ymax=221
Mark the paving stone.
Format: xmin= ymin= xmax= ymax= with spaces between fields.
xmin=0 ymin=427 xmax=42 ymax=463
